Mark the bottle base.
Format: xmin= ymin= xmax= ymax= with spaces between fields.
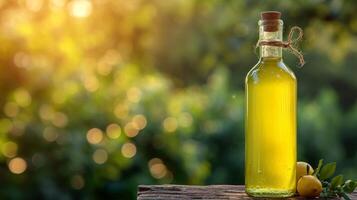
xmin=246 ymin=187 xmax=295 ymax=197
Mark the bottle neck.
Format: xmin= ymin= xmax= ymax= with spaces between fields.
xmin=258 ymin=20 xmax=283 ymax=59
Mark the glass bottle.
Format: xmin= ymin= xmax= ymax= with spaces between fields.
xmin=245 ymin=11 xmax=296 ymax=197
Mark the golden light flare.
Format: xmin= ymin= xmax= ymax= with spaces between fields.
xmin=124 ymin=122 xmax=139 ymax=137
xmin=3 ymin=102 xmax=19 ymax=118
xmin=148 ymin=158 xmax=167 ymax=179
xmin=121 ymin=142 xmax=136 ymax=158
xmin=71 ymin=175 xmax=85 ymax=190
xmin=43 ymin=127 xmax=58 ymax=142
xmin=13 ymin=89 xmax=32 ymax=107
xmin=106 ymin=123 xmax=121 ymax=139
xmin=2 ymin=141 xmax=18 ymax=158
xmin=92 ymin=149 xmax=108 ymax=164
xmin=132 ymin=114 xmax=147 ymax=130
xmin=127 ymin=87 xmax=142 ymax=103
xmin=162 ymin=117 xmax=178 ymax=132
xmin=8 ymin=157 xmax=27 ymax=174
xmin=86 ymin=128 xmax=103 ymax=144
xmin=68 ymin=0 xmax=93 ymax=18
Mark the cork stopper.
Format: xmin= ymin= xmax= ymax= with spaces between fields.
xmin=261 ymin=11 xmax=281 ymax=20
xmin=260 ymin=11 xmax=281 ymax=32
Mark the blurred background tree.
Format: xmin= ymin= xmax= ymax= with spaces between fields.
xmin=0 ymin=0 xmax=356 ymax=199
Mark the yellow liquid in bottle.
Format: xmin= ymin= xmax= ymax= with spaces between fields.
xmin=245 ymin=57 xmax=296 ymax=197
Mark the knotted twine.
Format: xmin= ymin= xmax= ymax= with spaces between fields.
xmin=256 ymin=26 xmax=305 ymax=67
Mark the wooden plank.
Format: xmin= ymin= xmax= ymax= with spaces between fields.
xmin=138 ymin=185 xmax=357 ymax=200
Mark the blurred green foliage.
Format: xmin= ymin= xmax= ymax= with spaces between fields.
xmin=0 ymin=0 xmax=356 ymax=199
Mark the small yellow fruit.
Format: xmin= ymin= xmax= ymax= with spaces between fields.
xmin=296 ymin=161 xmax=314 ymax=183
xmin=297 ymin=175 xmax=323 ymax=198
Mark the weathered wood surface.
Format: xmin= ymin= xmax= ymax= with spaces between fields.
xmin=138 ymin=185 xmax=357 ymax=200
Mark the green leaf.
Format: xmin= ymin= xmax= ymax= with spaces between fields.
xmin=331 ymin=175 xmax=344 ymax=189
xmin=343 ymin=180 xmax=357 ymax=193
xmin=319 ymin=162 xmax=336 ymax=180
xmin=313 ymin=159 xmax=324 ymax=176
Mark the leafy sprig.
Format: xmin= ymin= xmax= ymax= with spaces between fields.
xmin=313 ymin=159 xmax=357 ymax=200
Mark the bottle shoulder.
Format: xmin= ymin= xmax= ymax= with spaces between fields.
xmin=246 ymin=59 xmax=296 ymax=84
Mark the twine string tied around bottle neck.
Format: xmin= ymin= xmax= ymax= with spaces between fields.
xmin=256 ymin=26 xmax=305 ymax=67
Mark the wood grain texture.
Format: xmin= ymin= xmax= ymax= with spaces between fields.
xmin=138 ymin=185 xmax=357 ymax=200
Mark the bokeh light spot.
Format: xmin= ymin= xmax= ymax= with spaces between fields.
xmin=14 ymin=89 xmax=32 ymax=107
xmin=68 ymin=0 xmax=93 ymax=18
xmin=106 ymin=123 xmax=121 ymax=139
xmin=124 ymin=122 xmax=139 ymax=137
xmin=132 ymin=114 xmax=147 ymax=130
xmin=32 ymin=153 xmax=45 ymax=168
xmin=2 ymin=141 xmax=18 ymax=158
xmin=121 ymin=142 xmax=136 ymax=158
xmin=71 ymin=175 xmax=85 ymax=190
xmin=0 ymin=118 xmax=13 ymax=134
xmin=52 ymin=112 xmax=68 ymax=128
xmin=163 ymin=117 xmax=178 ymax=132
xmin=43 ymin=127 xmax=58 ymax=142
xmin=96 ymin=49 xmax=121 ymax=76
xmin=13 ymin=52 xmax=31 ymax=69
xmin=3 ymin=102 xmax=19 ymax=118
xmin=10 ymin=120 xmax=24 ymax=136
xmin=39 ymin=104 xmax=55 ymax=121
xmin=25 ymin=0 xmax=44 ymax=12
xmin=86 ymin=128 xmax=103 ymax=144
xmin=114 ymin=104 xmax=129 ymax=119
xmin=178 ymin=112 xmax=193 ymax=128
xmin=83 ymin=76 xmax=99 ymax=92
xmin=92 ymin=149 xmax=108 ymax=164
xmin=127 ymin=87 xmax=142 ymax=103
xmin=148 ymin=158 xmax=162 ymax=168
xmin=50 ymin=0 xmax=66 ymax=9
xmin=8 ymin=157 xmax=27 ymax=174
xmin=148 ymin=158 xmax=167 ymax=179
